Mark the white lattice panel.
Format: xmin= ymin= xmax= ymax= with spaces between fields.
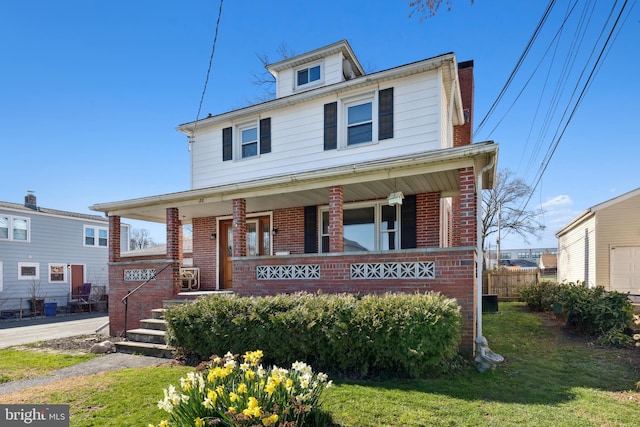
xmin=350 ymin=262 xmax=435 ymax=279
xmin=256 ymin=264 xmax=321 ymax=280
xmin=124 ymin=269 xmax=157 ymax=282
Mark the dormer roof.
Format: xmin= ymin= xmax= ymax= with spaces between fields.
xmin=266 ymin=39 xmax=364 ymax=79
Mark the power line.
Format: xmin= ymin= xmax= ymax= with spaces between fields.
xmin=191 ymin=0 xmax=224 ymax=138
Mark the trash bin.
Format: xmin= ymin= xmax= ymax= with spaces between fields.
xmin=44 ymin=302 xmax=57 ymax=317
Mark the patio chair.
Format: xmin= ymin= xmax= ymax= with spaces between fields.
xmin=69 ymin=283 xmax=93 ymax=312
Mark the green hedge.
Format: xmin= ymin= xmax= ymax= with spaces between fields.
xmin=165 ymin=292 xmax=462 ymax=378
xmin=520 ymin=282 xmax=634 ymax=346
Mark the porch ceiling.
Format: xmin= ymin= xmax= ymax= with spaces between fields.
xmin=90 ymin=142 xmax=497 ymax=224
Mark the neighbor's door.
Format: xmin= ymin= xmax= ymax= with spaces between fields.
xmin=219 ymin=217 xmax=271 ymax=289
xmin=70 ymin=264 xmax=84 ymax=294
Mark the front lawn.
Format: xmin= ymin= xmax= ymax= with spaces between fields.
xmin=1 ymin=303 xmax=638 ymax=426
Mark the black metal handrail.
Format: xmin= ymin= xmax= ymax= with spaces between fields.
xmin=121 ymin=263 xmax=172 ymax=340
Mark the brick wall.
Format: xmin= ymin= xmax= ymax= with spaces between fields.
xmin=328 ymin=186 xmax=344 ymax=252
xmin=273 ymin=207 xmax=305 ymax=254
xmin=233 ymin=248 xmax=477 ymax=350
xmin=192 ymin=216 xmax=217 ymax=291
xmin=108 ymin=260 xmax=177 ymax=337
xmin=109 ymin=216 xmax=121 ymax=263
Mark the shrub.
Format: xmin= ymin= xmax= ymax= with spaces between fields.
xmin=520 ymin=281 xmax=567 ymax=312
xmin=165 ymin=292 xmax=462 ymax=378
xmin=150 ymin=350 xmax=332 ymax=427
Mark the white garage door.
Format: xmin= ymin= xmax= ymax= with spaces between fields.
xmin=610 ymin=246 xmax=640 ymax=294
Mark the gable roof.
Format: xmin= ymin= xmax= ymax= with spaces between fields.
xmin=556 ymin=187 xmax=640 ymax=237
xmin=0 ymin=200 xmax=107 ymax=223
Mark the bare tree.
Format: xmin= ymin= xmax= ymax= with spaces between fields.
xmin=408 ymin=0 xmax=473 ymax=20
xmin=250 ymin=42 xmax=297 ymax=103
xmin=129 ymin=228 xmax=156 ymax=250
xmin=482 ymin=169 xmax=544 ymax=251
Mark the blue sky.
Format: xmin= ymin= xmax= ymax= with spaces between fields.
xmin=1 ymin=0 xmax=638 ymax=249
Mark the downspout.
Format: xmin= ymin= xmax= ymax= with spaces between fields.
xmin=447 ymin=76 xmax=456 ymax=147
xmin=475 ymin=156 xmax=504 ymax=372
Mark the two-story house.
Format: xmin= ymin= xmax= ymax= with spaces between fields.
xmin=0 ymin=193 xmax=129 ymax=316
xmin=91 ymin=41 xmax=498 ymax=351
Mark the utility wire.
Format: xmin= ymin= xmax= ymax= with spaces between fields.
xmin=191 ymin=0 xmax=224 ymax=139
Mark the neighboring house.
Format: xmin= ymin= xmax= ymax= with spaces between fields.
xmin=91 ymin=40 xmax=498 ymax=351
xmin=0 ymin=193 xmax=130 ymax=313
xmin=556 ymin=187 xmax=640 ymax=294
xmin=538 ymin=253 xmax=557 ymax=276
xmin=486 ymin=247 xmax=557 ymax=269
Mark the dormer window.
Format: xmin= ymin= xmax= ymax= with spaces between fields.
xmin=296 ymin=63 xmax=322 ymax=89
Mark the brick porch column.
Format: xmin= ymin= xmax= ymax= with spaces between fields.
xmin=417 ymin=192 xmax=441 ymax=248
xmin=458 ymin=167 xmax=476 ymax=246
xmin=108 ymin=215 xmax=121 ymax=263
xmin=166 ymin=207 xmax=182 ymax=294
xmin=233 ymin=198 xmax=247 ymax=257
xmin=328 ymin=185 xmax=344 ymax=252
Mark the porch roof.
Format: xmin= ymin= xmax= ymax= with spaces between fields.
xmin=90 ymin=142 xmax=497 ymax=224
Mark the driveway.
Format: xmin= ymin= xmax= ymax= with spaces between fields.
xmin=0 ymin=313 xmax=109 ymax=349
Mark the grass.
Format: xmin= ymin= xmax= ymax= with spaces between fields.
xmin=1 ymin=303 xmax=639 ymax=426
xmin=0 ymin=349 xmax=97 ymax=384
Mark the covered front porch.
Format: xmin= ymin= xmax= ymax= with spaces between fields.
xmin=92 ymin=143 xmax=497 ymax=351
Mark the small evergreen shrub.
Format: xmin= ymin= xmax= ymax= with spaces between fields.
xmin=165 ymin=292 xmax=462 ymax=378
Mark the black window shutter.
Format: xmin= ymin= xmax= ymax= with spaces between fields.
xmin=401 ymin=194 xmax=417 ymax=249
xmin=378 ymin=87 xmax=394 ymax=140
xmin=324 ymin=102 xmax=337 ymax=150
xmin=304 ymin=206 xmax=318 ymax=253
xmin=260 ymin=118 xmax=271 ymax=154
xmin=222 ymin=127 xmax=233 ymax=161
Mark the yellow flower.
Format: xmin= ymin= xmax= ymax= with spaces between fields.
xmin=261 ymin=414 xmax=279 ymax=426
xmin=216 ymin=385 xmax=225 ymax=397
xmin=242 ymin=396 xmax=262 ymax=417
xmin=237 ymin=382 xmax=248 ymax=394
xmin=229 ymin=391 xmax=240 ymax=402
xmin=228 ymin=406 xmax=237 ymax=414
xmin=159 ymin=421 xmax=170 ymax=427
xmin=245 ymin=369 xmax=255 ymax=380
xmin=194 ymin=417 xmax=205 ymax=427
xmin=264 ymin=381 xmax=276 ymax=394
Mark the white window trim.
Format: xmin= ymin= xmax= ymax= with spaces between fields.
xmin=0 ymin=262 xmax=3 ymax=292
xmin=319 ymin=200 xmax=400 ymax=252
xmin=237 ymin=120 xmax=260 ymax=160
xmin=84 ymin=225 xmax=109 ymax=248
xmin=48 ymin=263 xmax=67 ymax=283
xmin=339 ymin=91 xmax=378 ymax=149
xmin=18 ymin=262 xmax=39 ymax=281
xmin=294 ymin=61 xmax=324 ymax=91
xmin=0 ymin=215 xmax=30 ymax=242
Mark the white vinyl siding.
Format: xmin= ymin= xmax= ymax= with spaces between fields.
xmin=191 ymin=70 xmax=442 ymax=190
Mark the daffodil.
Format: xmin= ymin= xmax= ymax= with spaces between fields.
xmin=194 ymin=417 xmax=205 ymax=427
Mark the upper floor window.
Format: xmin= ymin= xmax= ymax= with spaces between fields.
xmin=517 ymin=252 xmax=530 ymax=259
xmin=222 ymin=118 xmax=271 ymax=162
xmin=347 ymin=100 xmax=373 ymax=146
xmin=500 ymin=253 xmax=512 ymax=259
xmin=84 ymin=225 xmax=108 ymax=247
xmin=240 ymin=124 xmax=258 ymax=158
xmin=0 ymin=215 xmax=30 ymax=241
xmin=296 ymin=64 xmax=321 ymax=88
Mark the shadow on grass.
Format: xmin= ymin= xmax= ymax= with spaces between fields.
xmin=334 ymin=303 xmax=639 ymax=405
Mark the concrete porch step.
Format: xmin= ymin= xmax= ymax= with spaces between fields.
xmin=151 ymin=308 xmax=166 ymax=319
xmin=140 ymin=318 xmax=167 ymax=331
xmin=115 ymin=340 xmax=174 ymax=359
xmin=126 ymin=328 xmax=167 ymax=345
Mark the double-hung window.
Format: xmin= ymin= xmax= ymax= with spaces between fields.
xmin=296 ymin=64 xmax=321 ymax=88
xmin=240 ymin=124 xmax=258 ymax=158
xmin=319 ymin=201 xmax=399 ymax=253
xmin=84 ymin=225 xmax=108 ymax=248
xmin=0 ymin=215 xmax=30 ymax=241
xmin=347 ymin=101 xmax=373 ymax=146
xmin=49 ymin=264 xmax=66 ymax=283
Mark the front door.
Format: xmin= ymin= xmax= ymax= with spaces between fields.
xmin=70 ymin=264 xmax=84 ymax=293
xmin=219 ymin=217 xmax=271 ymax=289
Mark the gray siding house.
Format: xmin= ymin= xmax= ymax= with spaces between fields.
xmin=0 ymin=193 xmax=129 ymax=314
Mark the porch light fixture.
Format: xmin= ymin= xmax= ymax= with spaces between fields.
xmin=272 ymin=228 xmax=278 ymax=234
xmin=210 ymin=233 xmax=216 ymax=239
xmin=387 ymin=191 xmax=404 ymax=206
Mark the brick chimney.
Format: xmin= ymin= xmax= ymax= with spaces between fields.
xmin=24 ymin=192 xmax=37 ymax=210
xmin=453 ymin=60 xmax=474 ymax=147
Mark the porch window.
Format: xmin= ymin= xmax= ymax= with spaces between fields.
xmin=320 ymin=202 xmax=399 ymax=252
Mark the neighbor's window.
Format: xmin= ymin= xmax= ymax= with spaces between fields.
xmin=18 ymin=262 xmax=39 ymax=280
xmin=297 ymin=64 xmax=321 ymax=87
xmin=84 ymin=226 xmax=108 ymax=247
xmin=49 ymin=264 xmax=66 ymax=283
xmin=320 ymin=202 xmax=399 ymax=253
xmin=0 ymin=216 xmax=30 ymax=241
xmin=347 ymin=101 xmax=373 ymax=145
